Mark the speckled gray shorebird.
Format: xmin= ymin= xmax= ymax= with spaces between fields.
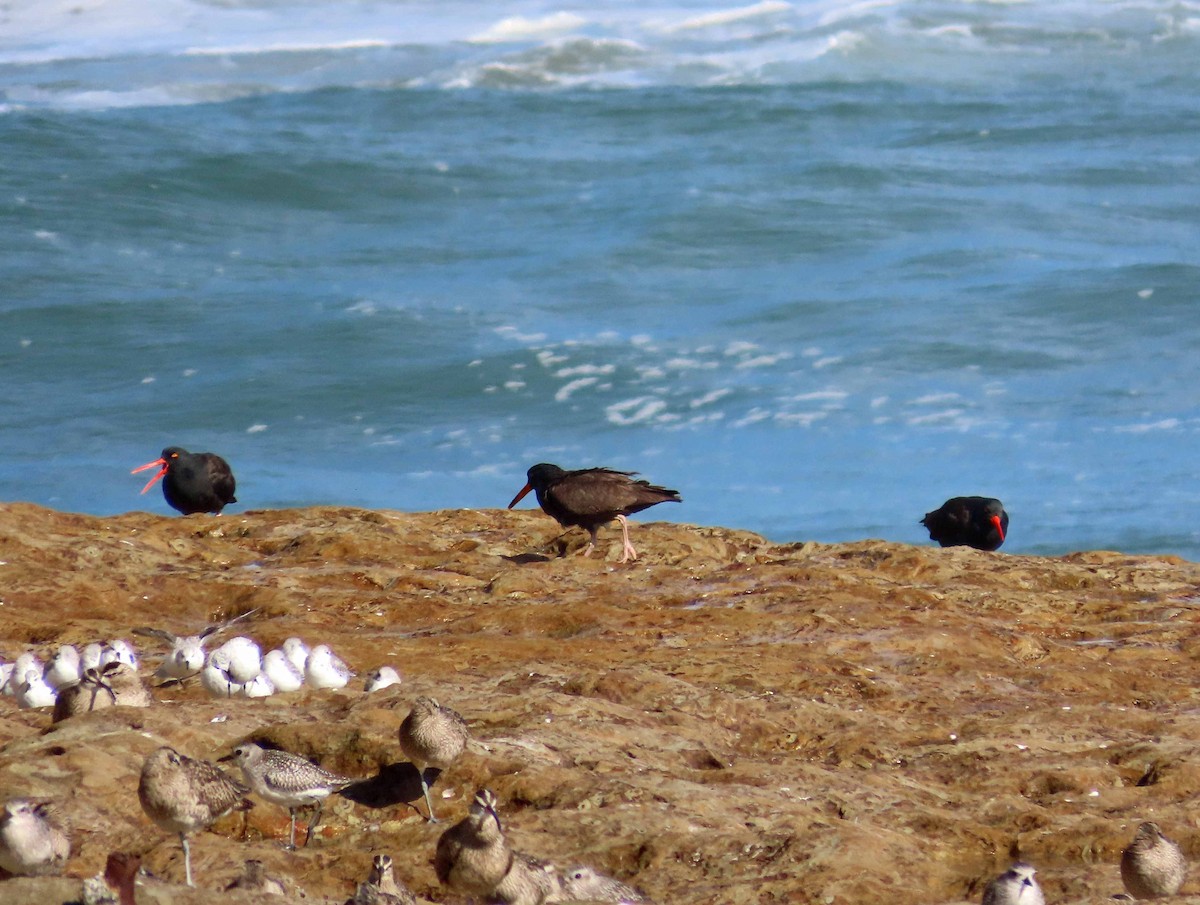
xmin=137 ymin=746 xmax=249 ymax=887
xmin=560 ymin=865 xmax=647 ymax=903
xmin=0 ymin=798 xmax=69 ymax=877
xmin=981 ymin=862 xmax=1044 ymax=905
xmin=346 ymin=853 xmax=417 ymax=905
xmin=493 ymin=853 xmax=563 ymax=905
xmin=221 ymin=742 xmax=357 ymax=850
xmin=1121 ymin=821 xmax=1187 ymax=899
xmin=398 ymin=696 xmax=469 ymax=822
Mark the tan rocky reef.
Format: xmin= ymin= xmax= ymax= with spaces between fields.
xmin=1 ymin=502 xmax=1200 ymax=904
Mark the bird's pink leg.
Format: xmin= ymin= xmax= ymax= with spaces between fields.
xmin=617 ymin=515 xmax=638 ymax=563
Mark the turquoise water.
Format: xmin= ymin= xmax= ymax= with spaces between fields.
xmin=2 ymin=1 xmax=1199 ymax=556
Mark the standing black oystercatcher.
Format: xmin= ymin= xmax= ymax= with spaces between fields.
xmin=131 ymin=447 xmax=237 ymax=515
xmin=921 ymin=496 xmax=1008 ymax=551
xmin=508 ymin=463 xmax=681 ymax=563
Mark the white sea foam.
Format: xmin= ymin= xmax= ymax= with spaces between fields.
xmin=1114 ymin=419 xmax=1181 ymax=433
xmin=555 ymin=377 xmax=598 ymax=401
xmin=469 ymin=13 xmax=589 ymax=44
xmin=667 ymin=1 xmax=793 ymax=33
xmin=690 ymin=388 xmax=733 ymax=408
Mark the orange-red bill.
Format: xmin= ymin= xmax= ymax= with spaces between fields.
xmin=507 ymin=482 xmax=533 ymax=509
xmin=131 ymin=458 xmax=168 ymax=494
xmin=990 ymin=514 xmax=1005 ymax=542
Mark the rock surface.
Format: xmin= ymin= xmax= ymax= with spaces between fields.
xmin=1 ymin=502 xmax=1199 ymax=904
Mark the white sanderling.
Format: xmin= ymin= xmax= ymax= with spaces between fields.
xmin=304 ymin=644 xmax=353 ymax=690
xmin=137 ymin=746 xmax=249 ymax=887
xmin=100 ymin=639 xmax=138 ymax=671
xmin=7 ymin=652 xmax=44 ymax=693
xmin=364 ymin=666 xmax=402 ymax=693
xmin=43 ymin=645 xmax=82 ymax=691
xmin=16 ymin=669 xmax=58 ymax=709
xmin=0 ymin=798 xmax=69 ymax=877
xmin=221 ymin=742 xmax=357 ymax=849
xmin=281 ymin=637 xmax=310 ymax=674
xmin=81 ymin=642 xmax=104 ymax=673
xmin=982 ymin=862 xmax=1045 ymax=905
xmin=201 ymin=649 xmax=244 ymax=698
xmin=0 ymin=660 xmax=13 ymax=695
xmin=398 ymin=696 xmax=469 ymax=823
xmin=263 ymin=649 xmax=305 ymax=693
xmin=239 ymin=673 xmax=275 ymax=699
xmin=215 ymin=636 xmax=262 ymax=684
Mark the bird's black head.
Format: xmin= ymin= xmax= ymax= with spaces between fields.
xmin=525 ymin=463 xmax=566 ymax=490
xmin=160 ymin=447 xmax=188 ymax=464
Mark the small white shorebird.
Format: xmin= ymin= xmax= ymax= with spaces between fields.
xmin=364 ymin=665 xmax=402 ymax=693
xmin=305 ymin=644 xmax=353 ymax=690
xmin=15 ymin=669 xmax=58 ymax=710
xmin=215 ymin=636 xmax=262 ymax=685
xmin=221 ymin=742 xmax=357 ymax=849
xmin=43 ymin=645 xmax=82 ymax=691
xmin=201 ymin=649 xmax=244 ymax=698
xmin=263 ymin=649 xmax=305 ymax=693
xmin=281 ymin=638 xmax=310 ymax=674
xmin=135 ymin=608 xmax=259 ymax=683
xmin=982 ymin=862 xmax=1045 ymax=905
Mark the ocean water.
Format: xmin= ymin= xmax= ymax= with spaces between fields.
xmin=2 ymin=0 xmax=1198 ymax=558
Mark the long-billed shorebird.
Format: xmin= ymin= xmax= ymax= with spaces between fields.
xmin=398 ymin=696 xmax=468 ymax=822
xmin=137 ymin=746 xmax=249 ymax=887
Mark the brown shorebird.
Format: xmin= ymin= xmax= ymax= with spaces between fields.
xmin=224 ymin=858 xmax=286 ymax=896
xmin=132 ymin=446 xmax=237 ymax=515
xmin=345 ymin=853 xmax=417 ymax=905
xmin=398 ymin=696 xmax=469 ymax=822
xmin=435 ymin=789 xmax=512 ymax=897
xmin=435 ymin=788 xmax=562 ymax=905
xmin=1121 ymin=821 xmax=1187 ymax=899
xmin=137 ymin=746 xmax=250 ymax=887
xmin=508 ymin=463 xmax=681 ymax=563
xmin=0 ymin=798 xmax=69 ymax=877
xmin=981 ymin=862 xmax=1044 ymax=905
xmin=53 ymin=662 xmax=152 ymax=723
xmin=221 ymin=742 xmax=357 ymax=849
xmin=560 ymin=865 xmax=648 ymax=903
xmin=921 ymin=496 xmax=1008 ymax=551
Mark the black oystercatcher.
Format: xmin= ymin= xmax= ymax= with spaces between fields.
xmin=921 ymin=496 xmax=1008 ymax=551
xmin=131 ymin=447 xmax=237 ymax=515
xmin=508 ymin=463 xmax=681 ymax=563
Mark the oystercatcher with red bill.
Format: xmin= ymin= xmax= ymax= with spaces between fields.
xmin=508 ymin=463 xmax=681 ymax=563
xmin=132 ymin=447 xmax=237 ymax=515
xmin=921 ymin=496 xmax=1007 ymax=551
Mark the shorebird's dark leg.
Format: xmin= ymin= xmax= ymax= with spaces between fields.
xmin=580 ymin=527 xmax=599 ymax=558
xmin=617 ymin=515 xmax=638 ymax=563
xmin=303 ymin=801 xmax=323 ymax=847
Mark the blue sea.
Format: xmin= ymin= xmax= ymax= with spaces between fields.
xmin=2 ymin=0 xmax=1198 ymax=558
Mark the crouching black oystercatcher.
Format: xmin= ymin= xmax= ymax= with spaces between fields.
xmin=508 ymin=463 xmax=681 ymax=563
xmin=921 ymin=496 xmax=1007 ymax=551
xmin=132 ymin=447 xmax=237 ymax=515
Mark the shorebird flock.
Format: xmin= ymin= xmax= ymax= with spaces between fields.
xmin=0 ymin=450 xmax=1040 ymax=901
